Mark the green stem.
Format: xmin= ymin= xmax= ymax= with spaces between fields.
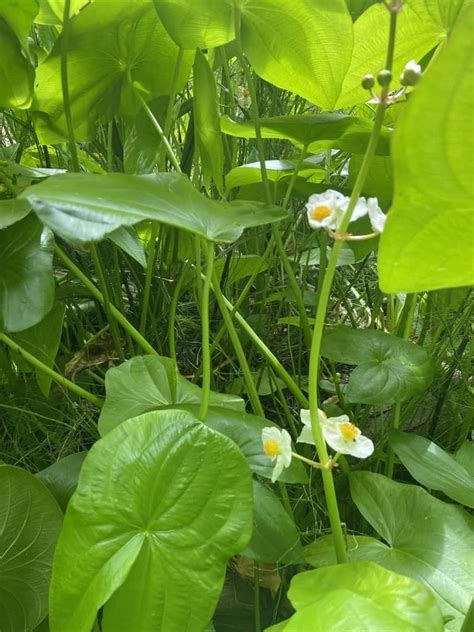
xmin=168 ymin=260 xmax=191 ymax=361
xmin=212 ymin=269 xmax=264 ymax=417
xmin=254 ymin=563 xmax=261 ymax=632
xmin=0 ymin=333 xmax=103 ymax=408
xmin=60 ymin=0 xmax=80 ymax=172
xmin=90 ymin=244 xmax=125 ymax=362
xmin=55 ymin=244 xmax=157 ymax=356
xmin=139 ymin=224 xmax=159 ymax=334
xmin=199 ymin=241 xmax=214 ymax=420
xmin=306 ymin=2 xmax=399 ymax=565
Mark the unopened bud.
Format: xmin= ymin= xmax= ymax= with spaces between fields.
xmin=400 ymin=59 xmax=422 ymax=86
xmin=377 ymin=69 xmax=392 ymax=87
xmin=361 ymin=73 xmax=375 ymax=90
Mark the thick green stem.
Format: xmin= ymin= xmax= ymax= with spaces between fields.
xmin=61 ymin=0 xmax=80 ymax=172
xmin=0 ymin=333 xmax=103 ymax=408
xmin=55 ymin=244 xmax=157 ymax=356
xmin=199 ymin=241 xmax=214 ymax=420
xmin=306 ymin=2 xmax=399 ymax=565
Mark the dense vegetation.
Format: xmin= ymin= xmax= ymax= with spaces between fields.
xmin=0 ymin=0 xmax=472 ymax=631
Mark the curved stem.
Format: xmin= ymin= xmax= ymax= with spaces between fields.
xmin=199 ymin=240 xmax=214 ymax=420
xmin=0 ymin=333 xmax=103 ymax=408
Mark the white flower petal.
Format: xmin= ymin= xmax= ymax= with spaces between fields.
xmin=322 ymin=420 xmax=374 ymax=459
xmin=296 ymin=425 xmax=315 ymax=445
xmin=404 ymin=59 xmax=421 ymax=74
xmin=262 ymin=427 xmax=293 ymax=481
xmin=350 ymin=197 xmax=369 ymax=223
xmin=271 ymin=459 xmax=284 ymax=483
xmin=367 ymin=197 xmax=386 ymax=233
xmin=349 ymin=435 xmax=374 ymax=459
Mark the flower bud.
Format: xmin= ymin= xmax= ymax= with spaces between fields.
xmin=400 ymin=59 xmax=422 ymax=86
xmin=361 ymin=73 xmax=375 ymax=90
xmin=377 ymin=69 xmax=392 ymax=87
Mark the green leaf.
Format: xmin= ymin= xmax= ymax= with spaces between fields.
xmin=0 ymin=0 xmax=38 ymax=48
xmin=240 ymin=0 xmax=352 ymax=111
xmin=390 ymin=430 xmax=474 ymax=508
xmin=220 ymin=114 xmax=391 ymax=155
xmin=49 ymin=409 xmax=253 ymax=632
xmin=379 ymin=2 xmax=474 ymax=292
xmin=98 ymin=355 xmax=244 ymax=435
xmin=21 ymin=172 xmax=287 ymax=243
xmin=107 ymin=226 xmax=147 ymax=269
xmin=0 ymin=214 xmax=55 ymax=333
xmin=13 ymin=302 xmax=65 ymax=396
xmin=32 ymin=1 xmax=194 ymax=142
xmin=0 ymin=465 xmax=63 ymax=632
xmin=335 ymin=0 xmax=464 ymax=108
xmin=35 ymin=451 xmax=88 ymax=512
xmin=0 ymin=197 xmax=31 ymax=228
xmin=242 ymin=480 xmax=303 ymax=565
xmin=193 ymin=49 xmax=225 ymax=195
xmin=36 ymin=0 xmax=88 ymax=25
xmin=321 ymin=326 xmax=434 ymax=404
xmin=347 ymin=472 xmax=474 ymax=628
xmin=274 ymin=561 xmax=443 ymax=632
xmin=455 ymin=442 xmax=474 ymax=478
xmin=152 ymin=0 xmax=234 ymax=49
xmin=0 ymin=20 xmax=35 ymax=108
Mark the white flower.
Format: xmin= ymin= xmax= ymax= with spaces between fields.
xmin=305 ymin=190 xmax=369 ymax=231
xmin=297 ymin=408 xmax=326 ymax=445
xmin=297 ymin=409 xmax=374 ymax=459
xmin=236 ymin=85 xmax=252 ymax=109
xmin=400 ymin=60 xmax=422 ymax=86
xmin=262 ymin=427 xmax=292 ymax=482
xmin=404 ymin=59 xmax=421 ymax=75
xmin=367 ymin=197 xmax=386 ymax=233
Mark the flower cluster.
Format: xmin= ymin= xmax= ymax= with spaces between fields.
xmin=236 ymin=85 xmax=252 ymax=109
xmin=305 ymin=190 xmax=386 ymax=236
xmin=262 ymin=410 xmax=374 ymax=482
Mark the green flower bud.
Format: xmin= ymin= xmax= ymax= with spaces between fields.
xmin=377 ymin=69 xmax=392 ymax=87
xmin=361 ymin=73 xmax=375 ymax=90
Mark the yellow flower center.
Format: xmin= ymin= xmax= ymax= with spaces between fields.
xmin=263 ymin=439 xmax=281 ymax=457
xmin=339 ymin=422 xmax=359 ymax=442
xmin=242 ymin=88 xmax=251 ymax=97
xmin=310 ymin=204 xmax=331 ymax=221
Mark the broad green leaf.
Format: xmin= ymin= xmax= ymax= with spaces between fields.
xmin=35 ymin=451 xmax=88 ymax=512
xmin=98 ymin=355 xmax=244 ymax=435
xmin=13 ymin=302 xmax=65 ymax=396
xmin=0 ymin=0 xmax=38 ymax=48
xmin=379 ymin=3 xmax=474 ymax=292
xmin=36 ymin=0 xmax=88 ymax=25
xmin=0 ymin=198 xmax=31 ymax=228
xmin=32 ymin=1 xmax=194 ymax=143
xmin=0 ymin=20 xmax=35 ymax=108
xmin=240 ymin=0 xmax=352 ymax=111
xmin=347 ymin=472 xmax=474 ymax=628
xmin=0 ymin=214 xmax=55 ymax=333
xmin=242 ymin=480 xmax=303 ymax=565
xmin=0 ymin=465 xmax=63 ymax=632
xmin=390 ymin=430 xmax=474 ymax=507
xmin=193 ymin=49 xmax=225 ymax=195
xmin=152 ymin=0 xmax=234 ymax=48
xmin=335 ymin=0 xmax=465 ymax=108
xmin=321 ymin=326 xmax=434 ymax=404
xmin=50 ymin=410 xmax=253 ymax=632
xmin=107 ymin=226 xmax=147 ymax=269
xmin=273 ymin=561 xmax=443 ymax=632
xmin=456 ymin=442 xmax=474 ymax=478
xmin=220 ymin=114 xmax=391 ymax=155
xmin=21 ymin=172 xmax=287 ymax=243
xmin=175 ymin=404 xmax=308 ymax=485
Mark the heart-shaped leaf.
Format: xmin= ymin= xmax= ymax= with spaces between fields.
xmin=379 ymin=2 xmax=474 ymax=292
xmin=0 ymin=198 xmax=31 ymax=229
xmin=390 ymin=430 xmax=474 ymax=508
xmin=32 ymin=0 xmax=194 ymax=142
xmin=0 ymin=465 xmax=63 ymax=632
xmin=242 ymin=480 xmax=303 ymax=565
xmin=35 ymin=451 xmax=88 ymax=512
xmin=321 ymin=326 xmax=434 ymax=404
xmin=49 ymin=409 xmax=253 ymax=632
xmin=0 ymin=214 xmax=55 ymax=333
xmin=21 ymin=172 xmax=287 ymax=243
xmin=98 ymin=355 xmax=244 ymax=435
